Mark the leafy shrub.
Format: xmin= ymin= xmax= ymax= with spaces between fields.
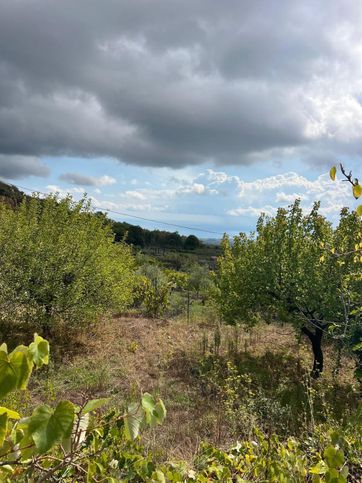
xmin=135 ymin=264 xmax=174 ymax=318
xmin=0 ymin=335 xmax=166 ymax=482
xmin=194 ymin=427 xmax=360 ymax=483
xmin=0 ymin=195 xmax=135 ymax=338
xmin=0 ymin=336 xmax=360 ymax=481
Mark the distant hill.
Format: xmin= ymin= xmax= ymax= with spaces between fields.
xmin=0 ymin=180 xmax=205 ymax=250
xmin=0 ymin=180 xmax=26 ymax=207
xmin=201 ymin=237 xmax=221 ymax=245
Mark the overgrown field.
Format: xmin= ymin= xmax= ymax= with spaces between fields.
xmin=28 ymin=315 xmax=360 ymax=454
xmin=0 ymin=173 xmax=361 ymax=481
xmin=4 ymin=313 xmax=362 ymax=481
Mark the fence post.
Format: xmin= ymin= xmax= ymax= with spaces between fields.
xmin=187 ymin=289 xmax=190 ymax=323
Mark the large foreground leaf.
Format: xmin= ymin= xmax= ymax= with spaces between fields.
xmin=123 ymin=403 xmax=142 ymax=441
xmin=0 ymin=349 xmax=32 ymax=398
xmin=24 ymin=401 xmax=75 ymax=453
xmin=9 ymin=348 xmax=33 ymax=390
xmin=0 ymin=351 xmax=17 ymax=398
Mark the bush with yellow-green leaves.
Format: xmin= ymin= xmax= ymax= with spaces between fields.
xmin=0 ymin=195 xmax=135 ymax=339
xmin=0 ymin=335 xmax=166 ymax=482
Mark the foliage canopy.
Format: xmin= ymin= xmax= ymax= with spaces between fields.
xmin=214 ymin=200 xmax=362 ymax=377
xmin=0 ymin=195 xmax=135 ymax=337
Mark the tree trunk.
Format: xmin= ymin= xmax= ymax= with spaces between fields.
xmin=302 ymin=325 xmax=324 ymax=378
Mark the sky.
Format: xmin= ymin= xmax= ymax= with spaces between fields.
xmin=0 ymin=0 xmax=361 ymax=237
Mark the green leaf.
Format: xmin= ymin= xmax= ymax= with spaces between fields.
xmin=9 ymin=349 xmax=33 ymax=390
xmin=0 ymin=464 xmax=13 ymax=474
xmin=123 ymin=403 xmax=142 ymax=441
xmin=154 ymin=399 xmax=166 ymax=424
xmin=0 ymin=343 xmax=8 ymax=354
xmin=0 ymin=348 xmax=33 ymax=398
xmin=24 ymin=401 xmax=75 ymax=453
xmin=0 ymin=413 xmax=8 ymax=447
xmin=81 ymin=398 xmax=109 ymax=415
xmin=152 ymin=470 xmax=166 ymax=482
xmin=18 ymin=432 xmax=37 ymax=461
xmin=356 ymin=205 xmax=362 ymax=216
xmin=352 ymin=342 xmax=362 ymax=351
xmin=142 ymin=393 xmax=161 ymax=427
xmin=141 ymin=393 xmax=157 ymax=426
xmin=330 ymin=431 xmax=343 ymax=446
xmin=324 ymin=445 xmax=344 ymax=469
xmin=141 ymin=393 xmax=166 ymax=427
xmin=310 ymin=460 xmax=328 ymax=475
xmin=64 ymin=411 xmax=90 ymax=452
xmin=77 ymin=412 xmax=89 ymax=446
xmin=352 ymin=183 xmax=362 ymax=199
xmin=340 ymin=465 xmax=349 ymax=479
xmin=0 ymin=407 xmax=20 ymax=420
xmin=0 ymin=352 xmax=18 ymax=398
xmin=330 ymin=166 xmax=337 ymax=181
xmin=28 ymin=334 xmax=49 ymax=368
xmin=325 ymin=468 xmax=342 ymax=482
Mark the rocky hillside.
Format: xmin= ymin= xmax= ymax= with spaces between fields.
xmin=0 ymin=180 xmax=25 ymax=207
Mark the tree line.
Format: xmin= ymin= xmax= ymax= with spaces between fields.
xmin=0 ymin=180 xmax=203 ymax=251
xmin=112 ymin=220 xmax=202 ymax=250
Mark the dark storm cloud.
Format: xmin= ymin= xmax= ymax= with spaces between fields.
xmin=0 ymin=155 xmax=49 ymax=179
xmin=0 ymin=0 xmax=362 ymax=174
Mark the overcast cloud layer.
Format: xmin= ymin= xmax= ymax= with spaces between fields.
xmin=1 ymin=0 xmax=362 ymax=179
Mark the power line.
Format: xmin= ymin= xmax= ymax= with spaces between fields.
xmin=13 ymin=183 xmax=225 ymax=236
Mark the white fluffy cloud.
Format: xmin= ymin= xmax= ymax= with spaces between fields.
xmin=213 ymin=170 xmax=352 ymax=220
xmin=37 ymin=162 xmax=358 ymax=236
xmin=177 ymin=182 xmax=206 ymax=195
xmin=275 ymin=192 xmax=306 ymax=203
xmin=227 ymin=205 xmax=277 ymax=217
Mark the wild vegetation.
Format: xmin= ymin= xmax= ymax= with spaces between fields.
xmin=113 ymin=221 xmax=203 ymax=252
xmin=215 ymin=200 xmax=362 ymax=380
xmin=0 ymin=167 xmax=361 ymax=481
xmin=0 ymin=195 xmax=135 ymax=342
xmin=0 ymin=181 xmax=209 ymax=253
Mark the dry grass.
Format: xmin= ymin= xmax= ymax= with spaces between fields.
xmin=26 ymin=315 xmax=359 ymax=462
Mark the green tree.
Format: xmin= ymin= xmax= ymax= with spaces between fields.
xmin=186 ymin=264 xmax=212 ymax=300
xmin=215 ymin=200 xmax=362 ymax=378
xmin=136 ymin=263 xmax=173 ymax=318
xmin=184 ymin=234 xmax=201 ymax=250
xmin=330 ymin=164 xmax=362 ymax=377
xmin=0 ymin=195 xmax=135 ymax=338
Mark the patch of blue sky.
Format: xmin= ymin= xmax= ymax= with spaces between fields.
xmin=8 ymin=155 xmax=361 ymax=238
